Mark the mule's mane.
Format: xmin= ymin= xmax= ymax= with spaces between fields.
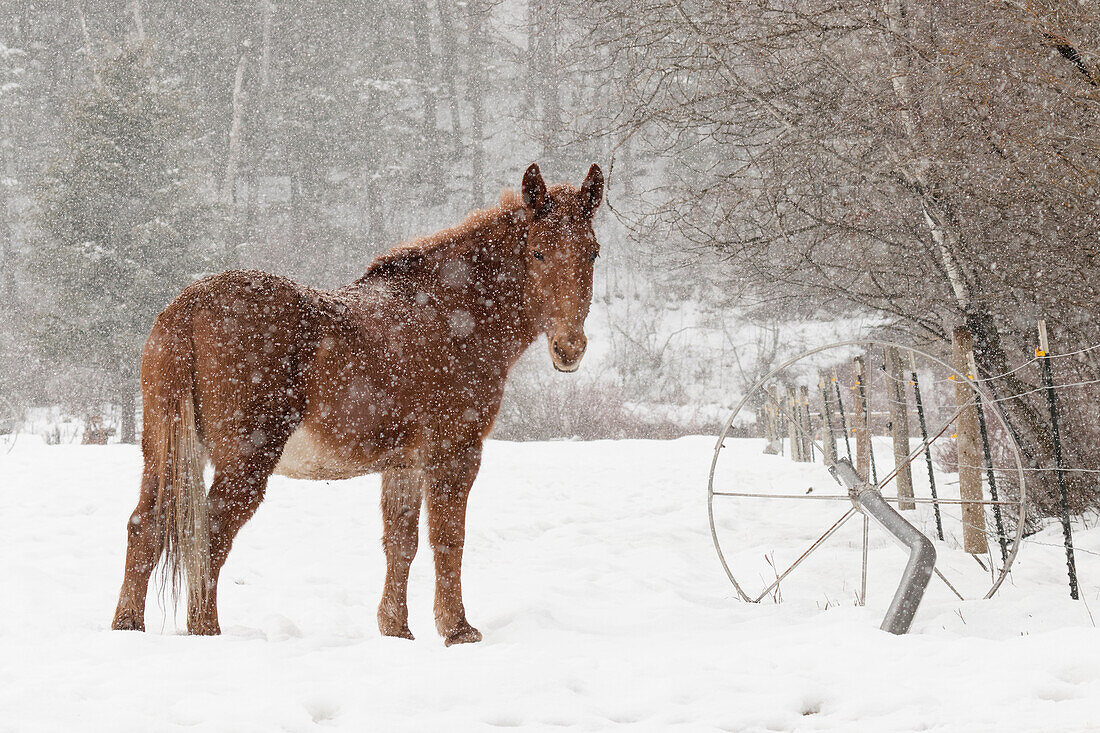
xmin=356 ymin=184 xmax=583 ymax=283
xmin=357 ymin=190 xmax=526 ymax=282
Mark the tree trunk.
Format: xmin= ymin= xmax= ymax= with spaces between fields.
xmin=259 ymin=0 xmax=274 ymax=95
xmin=364 ymin=171 xmax=384 ymax=245
xmin=966 ymin=309 xmax=1051 ymax=456
xmin=289 ymin=166 xmax=302 ymax=244
xmin=0 ymin=111 xmax=12 ymax=308
xmin=528 ymin=1 xmax=562 ymax=163
xmin=435 ymin=0 xmax=462 ymax=153
xmin=411 ymin=0 xmax=439 ymax=141
xmin=129 ymin=0 xmax=146 ymax=44
xmin=464 ymin=1 xmax=488 ymax=205
xmin=524 ymin=0 xmax=539 ymax=119
xmin=220 ymin=45 xmax=248 ymax=269
xmin=247 ymin=0 xmax=276 ymax=236
xmin=120 ymin=388 xmax=137 ymax=444
xmin=75 ymin=1 xmax=101 ymax=88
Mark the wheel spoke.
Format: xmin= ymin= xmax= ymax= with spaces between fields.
xmin=753 ymin=507 xmax=859 ymax=603
xmin=876 ymin=398 xmax=973 ymax=489
xmin=712 ymin=491 xmax=853 ymax=501
xmin=859 ymin=513 xmax=869 ymax=606
xmin=933 ymin=566 xmax=966 ymax=601
xmin=714 ymin=490 xmax=1019 ymax=507
xmin=880 ymin=496 xmax=1020 ymax=507
xmin=708 ymin=339 xmax=1030 ymax=609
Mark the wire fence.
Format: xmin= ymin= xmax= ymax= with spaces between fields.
xmin=932 ymin=328 xmax=1095 ymax=598
xmin=751 ymin=326 xmax=1100 ymax=601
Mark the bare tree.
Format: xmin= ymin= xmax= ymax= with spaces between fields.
xmin=573 ymin=0 xmax=1100 ymax=508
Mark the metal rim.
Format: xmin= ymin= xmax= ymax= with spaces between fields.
xmin=708 ymin=339 xmax=1028 ymax=604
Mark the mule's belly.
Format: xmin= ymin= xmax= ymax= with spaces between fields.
xmin=272 ymin=425 xmax=379 ymax=480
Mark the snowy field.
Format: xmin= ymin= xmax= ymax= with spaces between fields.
xmin=2 ymin=435 xmax=1099 ymax=732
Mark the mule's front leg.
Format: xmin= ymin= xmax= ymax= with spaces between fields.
xmin=378 ymin=468 xmax=423 ymax=639
xmin=425 ymin=446 xmax=482 ymax=646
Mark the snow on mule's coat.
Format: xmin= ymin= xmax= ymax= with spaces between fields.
xmin=2 ymin=435 xmax=1100 ymax=732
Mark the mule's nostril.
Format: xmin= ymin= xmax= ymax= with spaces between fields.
xmin=550 ymin=331 xmax=586 ymax=372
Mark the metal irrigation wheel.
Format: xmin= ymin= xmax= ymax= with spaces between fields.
xmin=708 ymin=340 xmax=1027 ymax=606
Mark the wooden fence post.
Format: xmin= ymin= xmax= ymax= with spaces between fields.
xmin=763 ymin=385 xmax=781 ymax=455
xmin=787 ymin=386 xmax=806 ymax=461
xmin=833 ymin=368 xmax=852 ymax=462
xmin=953 ymin=326 xmax=988 ymax=555
xmin=856 ymin=357 xmax=879 ymax=483
xmin=819 ymin=377 xmax=837 ymax=466
xmin=884 ymin=346 xmax=915 ymax=510
xmin=774 ymin=385 xmax=787 ymax=456
xmin=799 ymin=385 xmax=813 ymax=461
xmin=853 ymin=357 xmax=870 ymax=481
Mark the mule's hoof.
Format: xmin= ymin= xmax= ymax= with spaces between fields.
xmin=187 ymin=619 xmax=221 ymax=636
xmin=378 ymin=606 xmax=415 ymax=640
xmin=111 ymin=608 xmax=145 ymax=632
xmin=444 ymin=623 xmax=482 ymax=646
xmin=380 ymin=624 xmax=415 ymax=640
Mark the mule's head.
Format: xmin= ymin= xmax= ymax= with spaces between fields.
xmin=521 ymin=162 xmax=604 ymax=372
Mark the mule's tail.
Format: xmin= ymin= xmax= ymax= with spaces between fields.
xmin=146 ymin=314 xmax=211 ymax=617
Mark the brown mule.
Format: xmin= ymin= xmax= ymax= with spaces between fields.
xmin=110 ymin=163 xmax=604 ymax=644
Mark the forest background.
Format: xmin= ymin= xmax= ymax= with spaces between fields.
xmin=0 ymin=0 xmax=1096 ymax=511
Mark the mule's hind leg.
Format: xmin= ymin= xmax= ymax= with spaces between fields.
xmin=186 ymin=466 xmax=271 ymax=635
xmin=425 ymin=444 xmax=483 ymax=646
xmin=378 ymin=468 xmax=423 ymax=639
xmin=112 ymin=465 xmax=163 ymax=631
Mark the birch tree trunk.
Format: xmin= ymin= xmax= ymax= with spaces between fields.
xmin=0 ymin=112 xmax=11 ymax=308
xmin=129 ymin=0 xmax=145 ymax=44
xmin=221 ymin=46 xmax=248 ymax=269
xmin=435 ymin=0 xmax=462 ymax=153
xmin=248 ymin=1 xmax=275 ymax=240
xmin=528 ymin=2 xmax=562 ymax=163
xmin=882 ymin=0 xmax=974 ymax=314
xmin=120 ymin=388 xmax=136 ymax=444
xmin=75 ymin=1 xmax=100 ymax=88
xmin=411 ymin=0 xmax=439 ymax=141
xmin=464 ymin=1 xmax=489 ymax=205
xmin=259 ymin=0 xmax=273 ymax=95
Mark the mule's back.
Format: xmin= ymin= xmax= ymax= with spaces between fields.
xmin=150 ymin=271 xmax=319 ymax=470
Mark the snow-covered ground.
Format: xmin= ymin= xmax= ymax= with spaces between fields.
xmin=2 ymin=435 xmax=1098 ymax=732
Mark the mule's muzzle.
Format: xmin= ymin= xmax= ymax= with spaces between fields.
xmin=549 ymin=331 xmax=587 ymax=373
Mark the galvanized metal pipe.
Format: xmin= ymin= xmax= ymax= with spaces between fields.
xmin=831 ymin=459 xmax=937 ymax=634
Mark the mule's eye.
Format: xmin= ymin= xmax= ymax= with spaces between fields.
xmin=533 ymin=251 xmax=544 ymax=260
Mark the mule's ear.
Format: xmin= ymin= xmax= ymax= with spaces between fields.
xmin=522 ymin=162 xmax=550 ymax=218
xmin=581 ymin=163 xmax=604 ymax=217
